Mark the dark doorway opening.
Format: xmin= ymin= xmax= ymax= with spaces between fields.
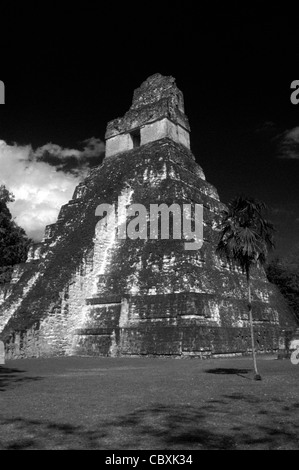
xmin=130 ymin=129 xmax=141 ymax=148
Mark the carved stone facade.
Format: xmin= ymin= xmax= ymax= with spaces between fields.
xmin=0 ymin=74 xmax=297 ymax=359
xmin=105 ymin=74 xmax=190 ymax=157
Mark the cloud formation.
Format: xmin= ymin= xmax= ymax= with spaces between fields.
xmin=0 ymin=138 xmax=105 ymax=240
xmin=276 ymin=126 xmax=299 ymax=159
xmin=34 ymin=137 xmax=105 ymax=174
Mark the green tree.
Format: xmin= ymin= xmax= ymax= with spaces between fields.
xmin=0 ymin=185 xmax=31 ymax=283
xmin=216 ymin=196 xmax=275 ymax=380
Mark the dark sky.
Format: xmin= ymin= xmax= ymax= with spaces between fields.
xmin=0 ymin=5 xmax=299 ymax=257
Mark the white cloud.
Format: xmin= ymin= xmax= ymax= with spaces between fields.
xmin=81 ymin=137 xmax=105 ymax=158
xmin=34 ymin=137 xmax=105 ymax=162
xmin=283 ymin=127 xmax=299 ymax=142
xmin=0 ymin=138 xmax=104 ymax=241
xmin=34 ymin=143 xmax=81 ymax=160
xmin=277 ymin=126 xmax=299 ymax=159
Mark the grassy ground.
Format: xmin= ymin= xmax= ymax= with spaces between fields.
xmin=0 ymin=355 xmax=298 ymax=450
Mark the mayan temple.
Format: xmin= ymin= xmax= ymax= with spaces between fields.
xmin=0 ymin=74 xmax=297 ymax=359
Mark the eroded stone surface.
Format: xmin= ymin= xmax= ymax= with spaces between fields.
xmin=0 ymin=341 xmax=4 ymax=364
xmin=105 ymin=74 xmax=191 ymax=157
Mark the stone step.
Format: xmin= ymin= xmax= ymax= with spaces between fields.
xmin=85 ymin=295 xmax=122 ymax=305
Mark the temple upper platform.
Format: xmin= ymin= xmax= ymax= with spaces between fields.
xmin=105 ymin=74 xmax=190 ymax=157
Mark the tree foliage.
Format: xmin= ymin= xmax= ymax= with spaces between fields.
xmin=0 ymin=185 xmax=31 ymax=283
xmin=216 ymin=196 xmax=275 ymax=380
xmin=216 ymin=196 xmax=275 ymax=278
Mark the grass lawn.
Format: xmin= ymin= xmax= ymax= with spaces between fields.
xmin=0 ymin=355 xmax=298 ymax=450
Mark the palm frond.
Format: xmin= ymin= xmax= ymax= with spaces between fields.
xmin=216 ymin=195 xmax=275 ymax=276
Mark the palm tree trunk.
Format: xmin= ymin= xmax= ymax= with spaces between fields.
xmin=247 ymin=272 xmax=262 ymax=380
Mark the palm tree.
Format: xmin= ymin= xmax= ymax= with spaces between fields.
xmin=216 ymin=196 xmax=275 ymax=380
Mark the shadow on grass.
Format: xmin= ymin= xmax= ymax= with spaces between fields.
xmin=205 ymin=368 xmax=251 ymax=379
xmin=0 ymin=366 xmax=42 ymax=392
xmin=1 ymin=399 xmax=299 ymax=450
xmin=0 ymin=408 xmax=236 ymax=450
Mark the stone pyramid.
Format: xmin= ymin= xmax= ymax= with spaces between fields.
xmin=0 ymin=74 xmax=296 ymax=358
